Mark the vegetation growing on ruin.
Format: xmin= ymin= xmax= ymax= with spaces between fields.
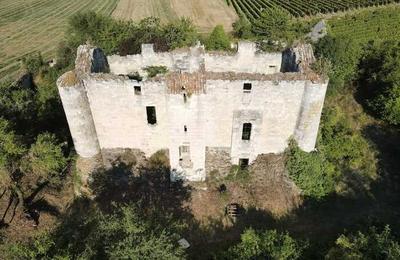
xmin=66 ymin=12 xmax=201 ymax=57
xmin=231 ymin=8 xmax=313 ymax=50
xmin=144 ymin=66 xmax=169 ymax=78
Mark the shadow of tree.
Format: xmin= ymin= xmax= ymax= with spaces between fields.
xmin=363 ymin=124 xmax=400 ymax=191
xmin=42 ymin=122 xmax=400 ymax=259
xmin=89 ymin=161 xmax=193 ymax=226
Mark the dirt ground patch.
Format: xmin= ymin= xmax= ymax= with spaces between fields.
xmin=0 ymin=177 xmax=75 ymax=243
xmin=112 ymin=0 xmax=238 ymax=32
xmin=188 ymin=154 xmax=302 ymax=225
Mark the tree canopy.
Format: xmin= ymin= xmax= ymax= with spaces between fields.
xmin=327 ymin=226 xmax=400 ymax=260
xmin=219 ymin=228 xmax=305 ymax=260
xmin=358 ymin=40 xmax=400 ymax=125
xmin=205 ymin=25 xmax=231 ymax=51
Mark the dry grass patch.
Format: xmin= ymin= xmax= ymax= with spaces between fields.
xmin=112 ymin=0 xmax=238 ymax=32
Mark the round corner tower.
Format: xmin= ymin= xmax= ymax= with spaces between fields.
xmin=57 ymin=71 xmax=100 ymax=158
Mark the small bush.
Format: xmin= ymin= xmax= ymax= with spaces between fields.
xmin=225 ymin=165 xmax=250 ymax=183
xmin=219 ymin=228 xmax=306 ymax=260
xmin=310 ymin=58 xmax=332 ymax=78
xmin=285 ymin=140 xmax=336 ymax=200
xmin=22 ymin=52 xmax=44 ymax=74
xmin=144 ymin=66 xmax=168 ymax=78
xmin=148 ymin=150 xmax=169 ymax=168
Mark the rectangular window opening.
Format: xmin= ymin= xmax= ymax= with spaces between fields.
xmin=134 ymin=86 xmax=141 ymax=95
xmin=239 ymin=158 xmax=249 ymax=169
xmin=242 ymin=123 xmax=252 ymax=140
xmin=184 ymin=125 xmax=187 ymax=132
xmin=243 ymin=83 xmax=252 ymax=93
xmin=146 ymin=106 xmax=157 ymax=125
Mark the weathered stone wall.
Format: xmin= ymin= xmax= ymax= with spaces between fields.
xmin=82 ymin=75 xmax=326 ymax=181
xmin=57 ymin=42 xmax=328 ymax=181
xmin=107 ymin=42 xmax=282 ymax=76
xmin=107 ymin=44 xmax=204 ymax=75
xmin=57 ymin=72 xmax=100 ymax=158
xmin=205 ymin=147 xmax=232 ymax=179
xmin=294 ymin=81 xmax=327 ymax=151
xmin=75 ymin=45 xmax=109 ymax=76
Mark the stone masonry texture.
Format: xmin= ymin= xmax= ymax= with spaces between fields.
xmin=57 ymin=42 xmax=328 ymax=181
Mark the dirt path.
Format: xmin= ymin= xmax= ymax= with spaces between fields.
xmin=112 ymin=0 xmax=238 ymax=32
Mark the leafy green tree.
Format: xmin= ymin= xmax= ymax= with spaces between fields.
xmin=285 ymin=140 xmax=336 ymax=200
xmin=68 ymin=11 xmax=137 ymax=54
xmin=326 ymin=225 xmax=400 ymax=259
xmin=233 ymin=16 xmax=253 ymax=39
xmin=319 ymin=107 xmax=375 ymax=178
xmin=0 ymin=124 xmax=67 ymax=217
xmin=205 ymin=25 xmax=231 ymax=51
xmin=5 ymin=232 xmax=56 ymax=259
xmin=315 ymin=35 xmax=362 ymax=92
xmin=0 ymin=118 xmax=25 ymax=190
xmin=163 ymin=18 xmax=199 ymax=49
xmin=251 ymin=8 xmax=290 ymax=40
xmin=219 ymin=228 xmax=305 ymax=260
xmin=0 ymin=118 xmax=25 ymax=170
xmin=22 ymin=52 xmax=44 ymax=75
xmin=358 ymin=40 xmax=400 ymax=125
xmin=3 ymin=203 xmax=185 ymax=259
xmin=93 ymin=205 xmax=184 ymax=259
xmin=0 ymin=79 xmax=36 ymax=129
xmin=0 ymin=118 xmax=26 ymax=221
xmin=22 ymin=133 xmax=67 ymax=186
xmin=381 ymin=84 xmax=400 ymax=124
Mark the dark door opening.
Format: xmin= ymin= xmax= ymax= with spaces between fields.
xmin=239 ymin=158 xmax=249 ymax=169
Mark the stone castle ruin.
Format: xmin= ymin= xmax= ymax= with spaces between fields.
xmin=57 ymin=41 xmax=328 ymax=181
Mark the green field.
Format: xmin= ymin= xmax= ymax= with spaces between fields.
xmin=227 ymin=0 xmax=400 ymax=19
xmin=0 ymin=0 xmax=119 ymax=79
xmin=327 ymin=5 xmax=400 ymax=44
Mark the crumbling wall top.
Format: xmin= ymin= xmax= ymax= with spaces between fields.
xmin=75 ymin=44 xmax=110 ymax=77
xmin=237 ymin=41 xmax=257 ymax=56
xmin=57 ymin=71 xmax=80 ymax=88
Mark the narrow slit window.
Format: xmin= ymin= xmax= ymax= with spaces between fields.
xmin=184 ymin=125 xmax=187 ymax=132
xmin=243 ymin=83 xmax=252 ymax=93
xmin=239 ymin=158 xmax=249 ymax=169
xmin=146 ymin=106 xmax=157 ymax=125
xmin=134 ymin=86 xmax=141 ymax=95
xmin=183 ymin=93 xmax=187 ymax=103
xmin=242 ymin=123 xmax=252 ymax=140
